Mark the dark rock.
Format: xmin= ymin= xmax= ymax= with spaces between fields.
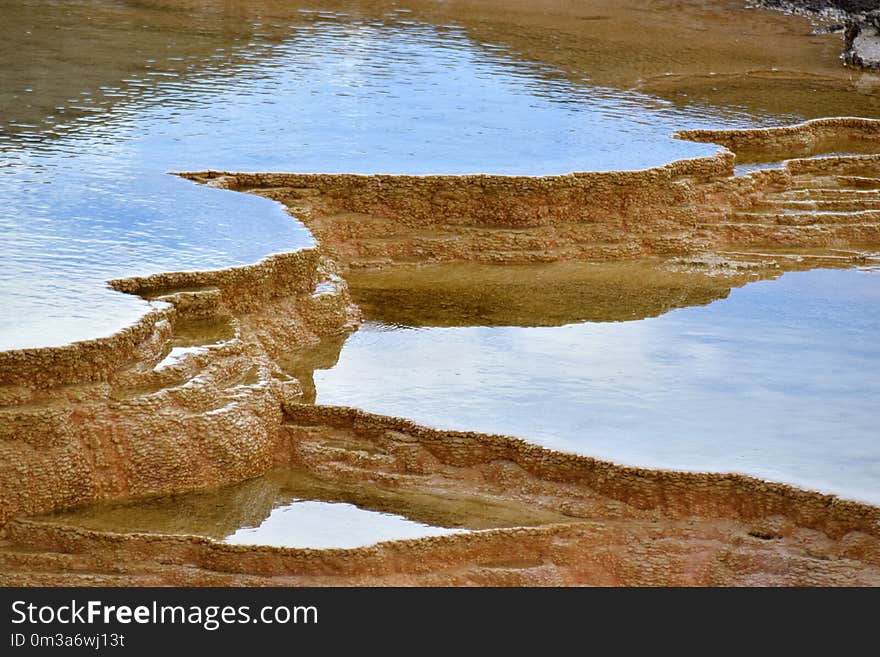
xmin=756 ymin=1 xmax=880 ymax=69
xmin=760 ymin=1 xmax=880 ymax=14
xmin=844 ymin=10 xmax=880 ymax=69
xmin=811 ymin=23 xmax=846 ymax=34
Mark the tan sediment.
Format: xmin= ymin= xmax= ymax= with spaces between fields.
xmin=279 ymin=405 xmax=880 ymax=538
xmin=342 ymin=259 xmax=762 ymax=328
xmin=0 ymin=249 xmax=331 ymax=390
xmin=0 ymin=247 xmax=360 ymax=525
xmin=676 ymin=116 xmax=880 ymax=159
xmin=10 ymin=0 xmax=878 ymax=143
xmin=180 ymin=151 xmax=735 ymax=267
xmin=2 ymin=117 xmax=880 ymax=586
xmin=2 ymin=404 xmax=879 ymax=585
xmin=181 ymin=117 xmax=880 ymax=271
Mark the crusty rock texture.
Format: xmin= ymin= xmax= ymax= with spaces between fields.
xmin=188 ymin=118 xmax=880 ymax=269
xmin=2 ymin=117 xmax=880 ymax=586
xmin=844 ymin=10 xmax=880 ymax=68
xmin=3 ymin=405 xmax=879 ymax=586
xmin=0 ymin=249 xmax=360 ymax=524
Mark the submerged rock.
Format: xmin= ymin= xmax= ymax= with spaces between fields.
xmin=756 ymin=1 xmax=880 ymax=69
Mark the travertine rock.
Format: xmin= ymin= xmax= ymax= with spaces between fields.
xmin=2 ymin=118 xmax=880 ymax=586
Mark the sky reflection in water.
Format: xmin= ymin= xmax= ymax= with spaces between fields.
xmin=313 ymin=269 xmax=880 ymax=503
xmin=3 ymin=11 xmax=764 ymax=349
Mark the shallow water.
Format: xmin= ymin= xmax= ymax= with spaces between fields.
xmin=224 ymin=501 xmax=461 ymax=549
xmin=307 ymin=267 xmax=880 ymax=504
xmin=0 ymin=0 xmax=868 ymax=349
xmin=47 ymin=469 xmax=565 ymax=548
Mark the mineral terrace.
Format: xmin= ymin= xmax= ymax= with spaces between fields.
xmin=1 ymin=118 xmax=880 ymax=586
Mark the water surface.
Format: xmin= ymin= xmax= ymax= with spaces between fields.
xmin=305 ymin=267 xmax=880 ymax=503
xmin=47 ymin=469 xmax=566 ymax=548
xmin=0 ymin=0 xmax=860 ymax=349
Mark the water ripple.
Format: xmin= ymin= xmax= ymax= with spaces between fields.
xmin=0 ymin=2 xmax=785 ymax=348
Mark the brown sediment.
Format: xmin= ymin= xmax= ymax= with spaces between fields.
xmin=755 ymin=1 xmax=880 ymax=69
xmin=2 ymin=405 xmax=879 ymax=585
xmin=8 ymin=0 xmax=878 ymax=141
xmin=342 ymin=260 xmax=756 ymax=328
xmin=0 ymin=247 xmax=360 ymax=525
xmin=676 ymin=116 xmax=880 ymax=159
xmin=2 ymin=117 xmax=880 ymax=586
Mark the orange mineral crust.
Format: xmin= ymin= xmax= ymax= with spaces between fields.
xmin=2 ymin=119 xmax=880 ymax=586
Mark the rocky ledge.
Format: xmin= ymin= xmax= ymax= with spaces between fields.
xmin=757 ymin=1 xmax=880 ymax=68
xmin=845 ymin=9 xmax=880 ymax=68
xmin=3 ymin=118 xmax=880 ymax=586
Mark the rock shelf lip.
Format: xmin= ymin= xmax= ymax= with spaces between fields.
xmin=3 ymin=116 xmax=880 ymax=556
xmin=5 ymin=397 xmax=879 ymax=582
xmin=7 ymin=515 xmax=587 ymax=557
xmin=0 ymin=252 xmax=304 ymax=360
xmin=28 ymin=396 xmax=880 ymax=552
xmin=3 ymin=116 xmax=876 ymax=365
xmin=287 ymin=404 xmax=880 ymax=521
xmin=174 ymin=148 xmax=735 ymax=182
xmin=0 ymin=247 xmax=323 ymax=388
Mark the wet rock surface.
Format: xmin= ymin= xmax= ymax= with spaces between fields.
xmin=193 ymin=118 xmax=880 ymax=272
xmin=2 ymin=405 xmax=879 ymax=586
xmin=845 ymin=10 xmax=880 ymax=68
xmin=760 ymin=0 xmax=879 ymax=14
xmin=756 ymin=1 xmax=880 ymax=68
xmin=2 ymin=119 xmax=880 ymax=586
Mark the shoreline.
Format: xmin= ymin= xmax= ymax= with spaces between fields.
xmin=2 ymin=117 xmax=880 ymax=585
xmin=754 ymin=1 xmax=880 ymax=68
